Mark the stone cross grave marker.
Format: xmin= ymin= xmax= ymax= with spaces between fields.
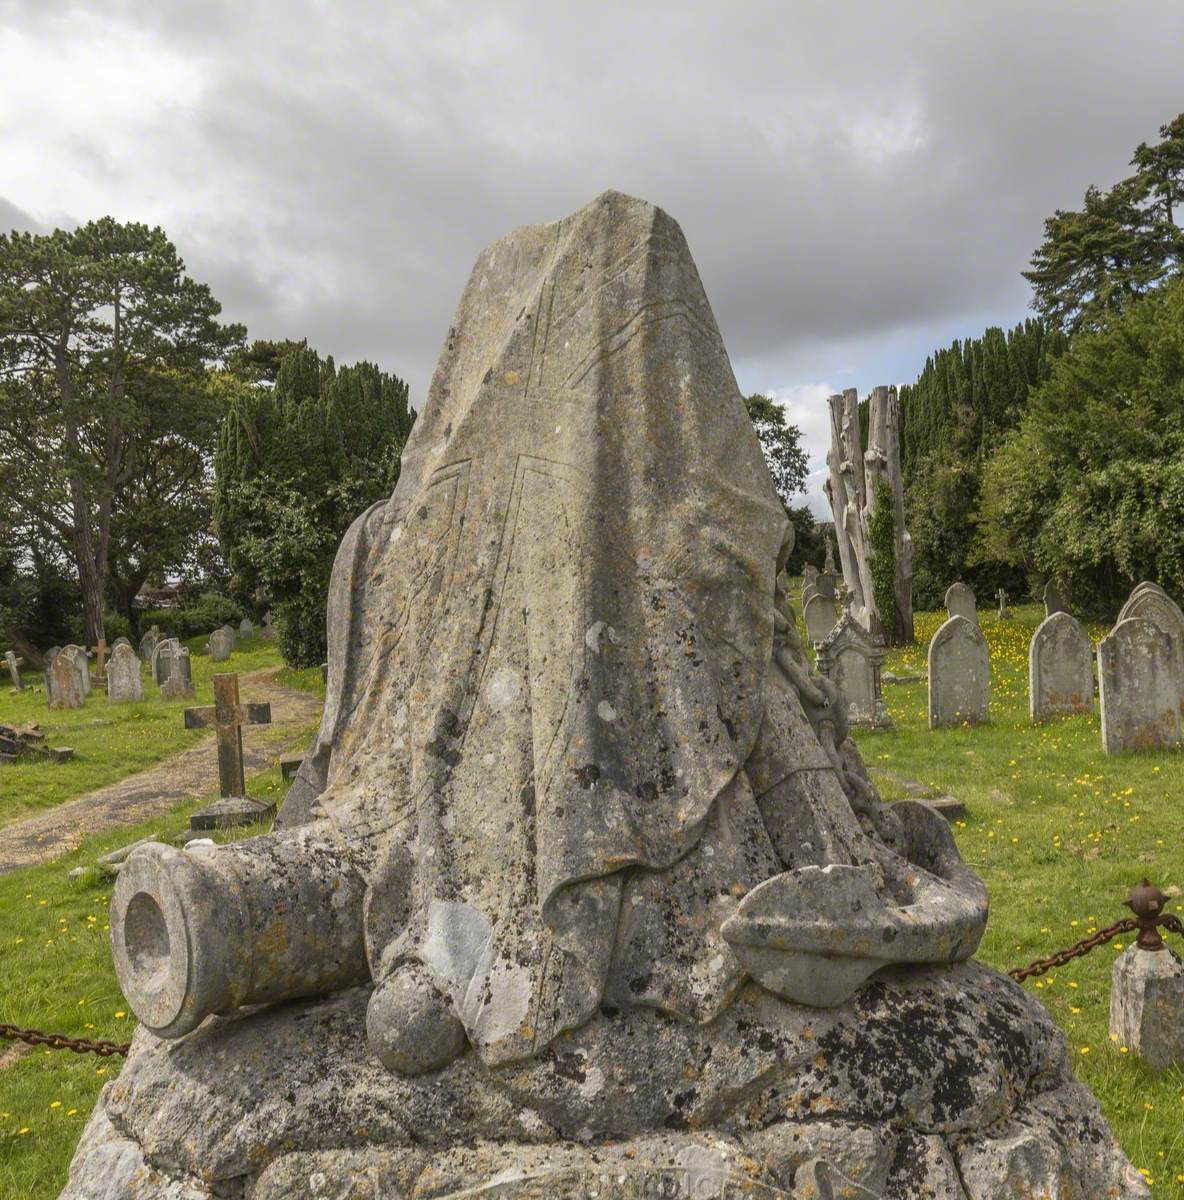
xmin=48 ymin=652 xmax=84 ymax=710
xmin=1098 ymin=617 xmax=1181 ymax=754
xmin=944 ymin=582 xmax=977 ymax=626
xmin=89 ymin=639 xmax=108 ymax=684
xmin=1029 ymin=611 xmax=1093 ymax=723
xmin=184 ymin=673 xmax=273 ymax=829
xmin=996 ymin=588 xmax=1011 ymax=620
xmin=928 ymin=614 xmax=990 ymax=729
xmin=4 ymin=650 xmax=23 ymax=691
xmin=106 ymin=642 xmax=144 ymax=703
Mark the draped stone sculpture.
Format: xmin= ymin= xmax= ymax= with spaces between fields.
xmin=61 ymin=192 xmax=1142 ymax=1200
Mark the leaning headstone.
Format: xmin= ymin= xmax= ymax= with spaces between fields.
xmin=814 ymin=614 xmax=892 ymax=729
xmin=239 ymin=617 xmax=255 ymax=638
xmin=928 ymin=614 xmax=989 ymax=728
xmin=47 ymin=653 xmax=83 ymax=710
xmin=4 ymin=650 xmax=23 ymax=691
xmin=151 ymin=637 xmax=179 ymax=686
xmin=207 ymin=627 xmax=235 ymax=663
xmin=1116 ymin=581 xmax=1184 ymax=714
xmin=944 ymin=582 xmax=977 ymax=625
xmin=1029 ymin=611 xmax=1094 ymax=722
xmin=1043 ymin=580 xmax=1068 ymax=618
xmin=160 ymin=645 xmax=195 ymax=700
xmin=105 ymin=642 xmax=144 ymax=703
xmin=138 ymin=624 xmax=162 ymax=662
xmin=803 ymin=593 xmax=838 ymax=644
xmin=63 ymin=192 xmax=1143 ymax=1200
xmin=1098 ymin=617 xmax=1181 ymax=754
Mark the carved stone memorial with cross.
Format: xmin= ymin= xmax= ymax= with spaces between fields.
xmin=184 ymin=673 xmax=272 ymax=830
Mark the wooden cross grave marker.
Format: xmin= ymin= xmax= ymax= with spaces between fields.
xmin=89 ymin=639 xmax=108 ymax=680
xmin=184 ymin=673 xmax=274 ymax=830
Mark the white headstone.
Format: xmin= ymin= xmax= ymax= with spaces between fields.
xmin=1098 ymin=617 xmax=1181 ymax=754
xmin=106 ymin=642 xmax=144 ymax=703
xmin=928 ymin=615 xmax=989 ymax=728
xmin=1029 ymin=612 xmax=1094 ymax=722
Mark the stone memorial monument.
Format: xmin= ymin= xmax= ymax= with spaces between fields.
xmin=139 ymin=625 xmax=162 ymax=662
xmin=62 ymin=644 xmax=92 ymax=696
xmin=160 ymin=645 xmax=195 ymax=700
xmin=802 ymin=592 xmax=838 ymax=645
xmin=943 ymin=581 xmax=977 ymax=625
xmin=814 ymin=614 xmax=892 ymax=729
xmin=1029 ymin=611 xmax=1094 ymax=722
xmin=1116 ymin=581 xmax=1184 ymax=714
xmin=4 ymin=650 xmax=23 ymax=691
xmin=106 ymin=642 xmax=144 ymax=703
xmin=208 ymin=626 xmax=235 ymax=662
xmin=239 ymin=617 xmax=255 ymax=638
xmin=150 ymin=637 xmax=179 ymax=686
xmin=928 ymin=614 xmax=990 ymax=728
xmin=1043 ymin=580 xmax=1068 ymax=617
xmin=1098 ymin=617 xmax=1181 ymax=754
xmin=47 ymin=652 xmax=83 ymax=710
xmin=996 ymin=587 xmax=1011 ymax=620
xmin=61 ymin=192 xmax=1142 ymax=1200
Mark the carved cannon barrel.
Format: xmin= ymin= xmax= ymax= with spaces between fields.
xmin=110 ymin=828 xmax=370 ymax=1039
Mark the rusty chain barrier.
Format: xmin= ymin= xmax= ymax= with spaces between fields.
xmin=2 ymin=885 xmax=1178 ymax=1058
xmin=0 ymin=1022 xmax=130 ymax=1057
xmin=1008 ymin=879 xmax=1183 ymax=983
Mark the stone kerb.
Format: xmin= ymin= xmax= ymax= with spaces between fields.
xmin=1029 ymin=611 xmax=1094 ymax=722
xmin=928 ymin=614 xmax=989 ymax=729
xmin=1097 ymin=617 xmax=1181 ymax=754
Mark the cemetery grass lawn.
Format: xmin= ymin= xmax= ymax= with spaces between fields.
xmin=0 ymin=636 xmax=323 ymax=829
xmin=852 ymin=600 xmax=1184 ymax=1196
xmin=0 ymin=764 xmax=303 ymax=1200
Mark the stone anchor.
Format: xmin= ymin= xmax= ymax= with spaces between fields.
xmin=69 ymin=192 xmax=1146 ymax=1200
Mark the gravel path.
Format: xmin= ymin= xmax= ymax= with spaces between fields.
xmin=0 ymin=669 xmax=322 ymax=874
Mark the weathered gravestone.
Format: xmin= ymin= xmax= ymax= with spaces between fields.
xmin=183 ymin=673 xmax=273 ymax=829
xmin=928 ymin=614 xmax=989 ymax=728
xmin=61 ymin=645 xmax=92 ymax=696
xmin=4 ymin=650 xmax=23 ymax=691
xmin=112 ymin=636 xmax=132 ymax=649
xmin=160 ymin=645 xmax=195 ymax=700
xmin=207 ymin=626 xmax=235 ymax=662
xmin=239 ymin=617 xmax=255 ymax=638
xmin=62 ymin=192 xmax=1143 ymax=1200
xmin=996 ymin=588 xmax=1011 ymax=620
xmin=42 ymin=647 xmax=62 ymax=705
xmin=138 ymin=625 xmax=162 ymax=662
xmin=1029 ymin=611 xmax=1094 ymax=722
xmin=1116 ymin=581 xmax=1184 ymax=715
xmin=105 ymin=642 xmax=144 ymax=703
xmin=814 ymin=614 xmax=892 ymax=729
xmin=47 ymin=652 xmax=83 ymax=710
xmin=801 ymin=563 xmax=818 ymax=588
xmin=803 ymin=593 xmax=838 ymax=645
xmin=1098 ymin=618 xmax=1181 ymax=754
xmin=944 ymin=581 xmax=977 ymax=625
xmin=150 ymin=637 xmax=178 ymax=686
xmin=1043 ymin=580 xmax=1068 ymax=617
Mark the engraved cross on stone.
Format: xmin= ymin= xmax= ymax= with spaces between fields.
xmin=184 ymin=673 xmax=272 ymax=798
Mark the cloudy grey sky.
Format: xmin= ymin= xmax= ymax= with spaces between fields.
xmin=3 ymin=0 xmax=1182 ymax=512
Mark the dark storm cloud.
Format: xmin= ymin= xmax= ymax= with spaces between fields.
xmin=4 ymin=0 xmax=1183 ymax=411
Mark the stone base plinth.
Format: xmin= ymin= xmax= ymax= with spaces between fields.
xmin=1111 ymin=945 xmax=1184 ymax=1070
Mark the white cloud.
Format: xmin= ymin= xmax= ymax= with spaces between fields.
xmin=766 ymin=384 xmax=834 ymax=519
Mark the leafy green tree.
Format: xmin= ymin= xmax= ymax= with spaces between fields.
xmin=1130 ymin=113 xmax=1184 ymax=228
xmin=214 ymin=343 xmax=415 ymax=666
xmin=743 ymin=393 xmax=809 ymax=508
xmin=977 ymin=275 xmax=1184 ymax=612
xmin=0 ymin=219 xmax=243 ymax=645
xmin=867 ymin=481 xmax=898 ymax=641
xmin=897 ymin=321 xmax=1065 ymax=604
